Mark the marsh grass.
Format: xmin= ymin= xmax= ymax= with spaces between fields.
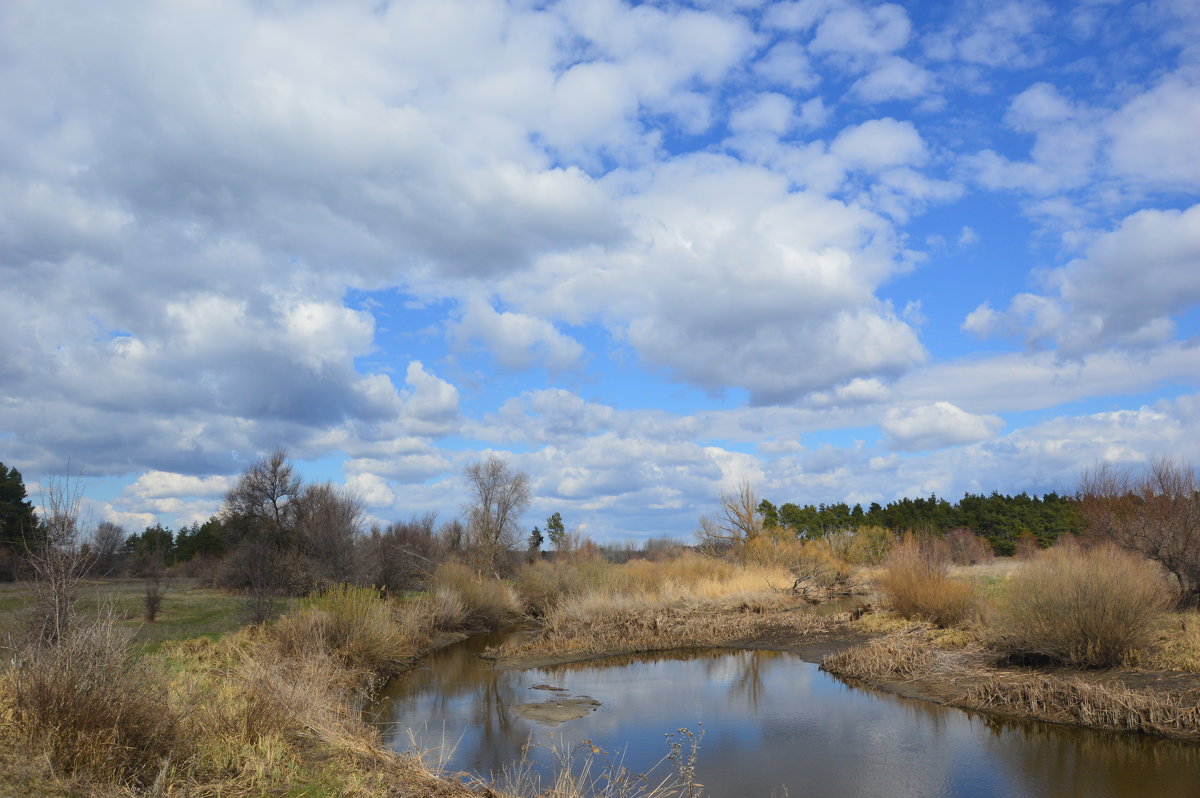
xmin=431 ymin=562 xmax=523 ymax=629
xmin=1143 ymin=612 xmax=1200 ymax=671
xmin=967 ymin=674 xmax=1200 ymax=737
xmin=988 ymin=544 xmax=1172 ymax=668
xmin=821 ymin=633 xmax=937 ymax=682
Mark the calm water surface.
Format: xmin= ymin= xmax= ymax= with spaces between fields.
xmin=367 ymin=629 xmax=1200 ymax=797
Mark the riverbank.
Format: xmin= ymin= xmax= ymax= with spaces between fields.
xmin=491 ymin=599 xmax=1200 ymax=740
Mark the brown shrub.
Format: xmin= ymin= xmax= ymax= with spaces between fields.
xmin=514 ymin=558 xmax=595 ymax=614
xmin=5 ymin=614 xmax=178 ymax=786
xmin=989 ymin=543 xmax=1172 ymax=667
xmin=946 ymin=528 xmax=994 ymax=565
xmin=879 ymin=535 xmax=978 ymax=627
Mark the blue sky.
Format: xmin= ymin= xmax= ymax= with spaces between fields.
xmin=2 ymin=0 xmax=1198 ymax=541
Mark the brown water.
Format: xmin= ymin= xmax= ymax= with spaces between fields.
xmin=367 ymin=628 xmax=1200 ymax=797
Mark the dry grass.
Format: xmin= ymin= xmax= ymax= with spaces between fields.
xmin=878 ymin=536 xmax=978 ymax=627
xmin=967 ymin=674 xmax=1200 ymax=738
xmin=497 ymin=598 xmax=828 ymax=663
xmin=1143 ymin=612 xmax=1200 ymax=671
xmin=495 ymin=555 xmax=829 ymax=662
xmin=988 ymin=543 xmax=1172 ymax=668
xmin=273 ymin=584 xmax=424 ymax=675
xmin=430 ymin=562 xmax=523 ymax=629
xmin=2 ymin=612 xmax=178 ymax=788
xmin=821 ymin=633 xmax=937 ymax=682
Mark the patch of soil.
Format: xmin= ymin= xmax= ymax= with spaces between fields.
xmin=513 ymin=696 xmax=602 ymax=725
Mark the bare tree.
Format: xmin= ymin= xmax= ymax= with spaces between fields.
xmin=463 ymin=457 xmax=531 ymax=576
xmin=28 ymin=473 xmax=94 ymax=643
xmin=696 ymin=480 xmax=766 ymax=553
xmin=223 ymin=448 xmax=301 ymax=539
xmin=220 ymin=449 xmax=302 ymax=615
xmin=1080 ymin=457 xmax=1200 ymax=606
xmin=294 ymin=482 xmax=362 ymax=586
xmin=89 ymin=521 xmax=125 ymax=577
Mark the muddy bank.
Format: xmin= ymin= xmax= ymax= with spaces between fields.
xmin=489 ymin=602 xmax=1200 ymax=741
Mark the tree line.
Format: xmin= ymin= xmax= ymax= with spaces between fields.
xmin=759 ymin=490 xmax=1084 ymax=555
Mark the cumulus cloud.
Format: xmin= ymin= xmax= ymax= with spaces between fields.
xmin=882 ymin=401 xmax=1003 ymax=451
xmin=451 ymin=298 xmax=584 ymax=371
xmin=965 ymin=204 xmax=1200 ymax=355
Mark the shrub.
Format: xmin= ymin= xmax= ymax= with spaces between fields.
xmin=429 ymin=562 xmax=522 ymax=629
xmin=275 ymin=584 xmax=416 ymax=673
xmin=879 ymin=535 xmax=977 ymax=627
xmin=946 ymin=528 xmax=994 ymax=566
xmin=989 ymin=543 xmax=1172 ymax=667
xmin=5 ymin=614 xmax=178 ymax=786
xmin=847 ymin=525 xmax=895 ymax=566
xmin=514 ymin=559 xmax=596 ymax=615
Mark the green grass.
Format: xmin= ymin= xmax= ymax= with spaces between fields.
xmin=0 ymin=578 xmax=284 ymax=652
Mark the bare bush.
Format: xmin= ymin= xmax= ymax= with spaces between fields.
xmin=879 ymin=535 xmax=977 ymax=627
xmin=6 ymin=612 xmax=178 ymax=785
xmin=89 ymin=521 xmax=125 ymax=577
xmin=989 ymin=543 xmax=1172 ymax=668
xmin=946 ymin=528 xmax=994 ymax=566
xmin=1080 ymin=457 xmax=1200 ymax=606
xmin=294 ymin=482 xmax=362 ymax=587
xmin=27 ymin=473 xmax=94 ymax=643
xmin=361 ymin=513 xmax=445 ymax=591
xmin=696 ymin=480 xmax=765 ymax=554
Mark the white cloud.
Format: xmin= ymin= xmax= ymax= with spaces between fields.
xmin=966 ymin=203 xmax=1200 ymax=355
xmin=830 ymin=118 xmax=927 ymax=171
xmin=809 ymin=4 xmax=912 ymax=58
xmin=924 ymin=0 xmax=1049 ymax=68
xmin=729 ymin=93 xmax=795 ymax=136
xmin=852 ymin=56 xmax=934 ymax=102
xmin=752 ymin=41 xmax=821 ymax=91
xmin=127 ymin=471 xmax=233 ymax=500
xmin=451 ymin=297 xmax=583 ymax=371
xmin=1107 ymin=76 xmax=1200 ymax=188
xmin=882 ymin=401 xmax=1003 ymax=451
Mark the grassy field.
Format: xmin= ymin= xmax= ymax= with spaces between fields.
xmin=0 ymin=577 xmax=273 ymax=652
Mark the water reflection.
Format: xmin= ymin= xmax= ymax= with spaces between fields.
xmin=369 ymin=630 xmax=1200 ymax=798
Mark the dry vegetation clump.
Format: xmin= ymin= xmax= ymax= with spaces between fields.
xmin=2 ymin=612 xmax=178 ymax=788
xmin=514 ymin=558 xmax=608 ymax=615
xmin=273 ymin=583 xmax=423 ymax=674
xmin=966 ymin=674 xmax=1200 ymax=738
xmin=820 ymin=632 xmax=937 ymax=682
xmin=878 ymin=535 xmax=978 ymax=628
xmin=988 ymin=543 xmax=1172 ymax=668
xmin=429 ymin=561 xmax=523 ymax=629
xmin=494 ymin=554 xmax=832 ymax=662
xmin=501 ymin=599 xmax=829 ymax=662
xmin=945 ymin=528 xmax=994 ymax=566
xmin=1142 ymin=612 xmax=1200 ymax=672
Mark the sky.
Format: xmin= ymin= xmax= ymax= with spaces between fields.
xmin=2 ymin=0 xmax=1198 ymax=542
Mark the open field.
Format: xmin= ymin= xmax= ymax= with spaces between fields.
xmin=4 ymin=548 xmax=1200 ymax=797
xmin=0 ymin=578 xmax=265 ymax=652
